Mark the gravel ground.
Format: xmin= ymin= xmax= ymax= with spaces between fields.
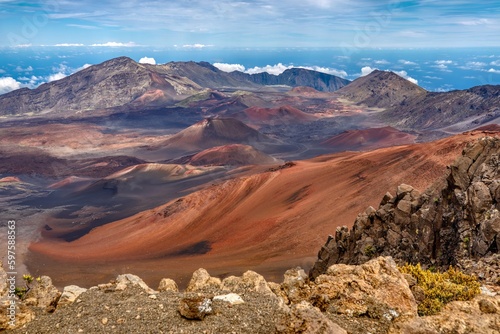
xmin=8 ymin=286 xmax=288 ymax=334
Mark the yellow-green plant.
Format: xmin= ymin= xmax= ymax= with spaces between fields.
xmin=399 ymin=263 xmax=480 ymax=316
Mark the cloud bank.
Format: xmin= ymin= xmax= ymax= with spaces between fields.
xmin=0 ymin=77 xmax=22 ymax=94
xmin=213 ymin=62 xmax=348 ymax=78
xmin=139 ymin=57 xmax=156 ymax=65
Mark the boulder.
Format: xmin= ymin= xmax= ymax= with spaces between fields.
xmin=222 ymin=270 xmax=274 ymax=295
xmin=282 ymin=267 xmax=311 ymax=304
xmin=23 ymin=276 xmax=61 ymax=312
xmin=57 ymin=285 xmax=87 ymax=308
xmin=213 ymin=293 xmax=245 ymax=305
xmin=310 ymin=257 xmax=417 ymax=320
xmin=276 ymin=301 xmax=347 ymax=334
xmin=115 ymin=273 xmax=156 ymax=295
xmin=186 ymin=268 xmax=222 ymax=292
xmin=391 ymin=295 xmax=500 ymax=334
xmin=158 ymin=278 xmax=179 ymax=292
xmin=178 ymin=296 xmax=212 ymax=320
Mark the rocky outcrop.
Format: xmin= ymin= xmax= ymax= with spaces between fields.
xmin=3 ymin=259 xmax=498 ymax=333
xmin=390 ymin=295 xmax=500 ymax=334
xmin=310 ymin=137 xmax=500 ymax=282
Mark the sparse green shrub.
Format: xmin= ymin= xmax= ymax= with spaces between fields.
xmin=399 ymin=263 xmax=480 ymax=316
xmin=14 ymin=287 xmax=28 ymax=299
xmin=15 ymin=274 xmax=39 ymax=300
xmin=364 ymin=245 xmax=376 ymax=257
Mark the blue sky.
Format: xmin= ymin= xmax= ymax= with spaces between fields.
xmin=0 ymin=0 xmax=499 ymax=48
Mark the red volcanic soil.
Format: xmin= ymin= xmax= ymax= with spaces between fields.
xmin=321 ymin=126 xmax=416 ymax=151
xmin=474 ymin=123 xmax=500 ymax=132
xmin=236 ymin=105 xmax=316 ymax=124
xmin=188 ymin=144 xmax=281 ymax=166
xmin=27 ymin=131 xmax=497 ymax=288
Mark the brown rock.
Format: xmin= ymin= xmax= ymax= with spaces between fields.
xmin=282 ymin=268 xmax=310 ymax=304
xmin=222 ymin=270 xmax=273 ymax=295
xmin=57 ymin=285 xmax=87 ymax=308
xmin=478 ymin=298 xmax=498 ymax=314
xmin=391 ymin=295 xmax=500 ymax=334
xmin=115 ymin=274 xmax=156 ymax=295
xmin=186 ymin=268 xmax=222 ymax=292
xmin=158 ymin=278 xmax=179 ymax=293
xmin=23 ymin=276 xmax=61 ymax=312
xmin=311 ymin=257 xmax=417 ymax=320
xmin=277 ymin=301 xmax=347 ymax=334
xmin=178 ymin=296 xmax=212 ymax=320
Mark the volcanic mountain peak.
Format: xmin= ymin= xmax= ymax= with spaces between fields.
xmin=0 ymin=57 xmax=202 ymax=116
xmin=161 ymin=117 xmax=273 ymax=153
xmin=336 ymin=70 xmax=427 ymax=109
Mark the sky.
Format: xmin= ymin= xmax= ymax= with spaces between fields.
xmin=0 ymin=0 xmax=499 ymax=48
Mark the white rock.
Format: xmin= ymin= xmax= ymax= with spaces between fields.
xmin=115 ymin=274 xmax=157 ymax=295
xmin=213 ymin=293 xmax=245 ymax=305
xmin=58 ymin=285 xmax=87 ymax=308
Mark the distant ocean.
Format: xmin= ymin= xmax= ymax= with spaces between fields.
xmin=1 ymin=47 xmax=499 ymax=94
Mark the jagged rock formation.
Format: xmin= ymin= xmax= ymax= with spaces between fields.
xmin=310 ymin=137 xmax=500 ymax=281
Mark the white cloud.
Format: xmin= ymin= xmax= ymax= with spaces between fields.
xmin=48 ymin=72 xmax=67 ymax=82
xmin=241 ymin=63 xmax=348 ymax=78
xmin=297 ymin=66 xmax=347 ymax=78
xmin=307 ymin=0 xmax=335 ymax=8
xmin=245 ymin=63 xmax=292 ymax=75
xmin=14 ymin=44 xmax=32 ymax=48
xmin=214 ymin=62 xmax=347 ymax=77
xmin=467 ymin=61 xmax=486 ymax=67
xmin=459 ymin=18 xmax=493 ymax=26
xmin=182 ymin=44 xmax=212 ymax=49
xmin=490 ymin=60 xmax=500 ymax=66
xmin=17 ymin=75 xmax=43 ymax=88
xmin=423 ymin=76 xmax=442 ymax=80
xmin=432 ymin=60 xmax=454 ymax=72
xmin=213 ymin=63 xmax=246 ymax=73
xmin=66 ymin=24 xmax=99 ymax=30
xmin=90 ymin=42 xmax=137 ymax=47
xmin=435 ymin=60 xmax=454 ymax=65
xmin=0 ymin=77 xmax=22 ymax=94
xmin=75 ymin=64 xmax=92 ymax=72
xmin=54 ymin=43 xmax=85 ymax=47
xmin=488 ymin=68 xmax=500 ymax=74
xmin=0 ymin=69 xmax=5 ymax=74
xmin=374 ymin=59 xmax=390 ymax=65
xmin=399 ymin=59 xmax=417 ymax=66
xmin=139 ymin=57 xmax=156 ymax=65
xmin=15 ymin=66 xmax=33 ymax=72
xmin=360 ymin=66 xmax=376 ymax=76
xmin=394 ymin=70 xmax=418 ymax=85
